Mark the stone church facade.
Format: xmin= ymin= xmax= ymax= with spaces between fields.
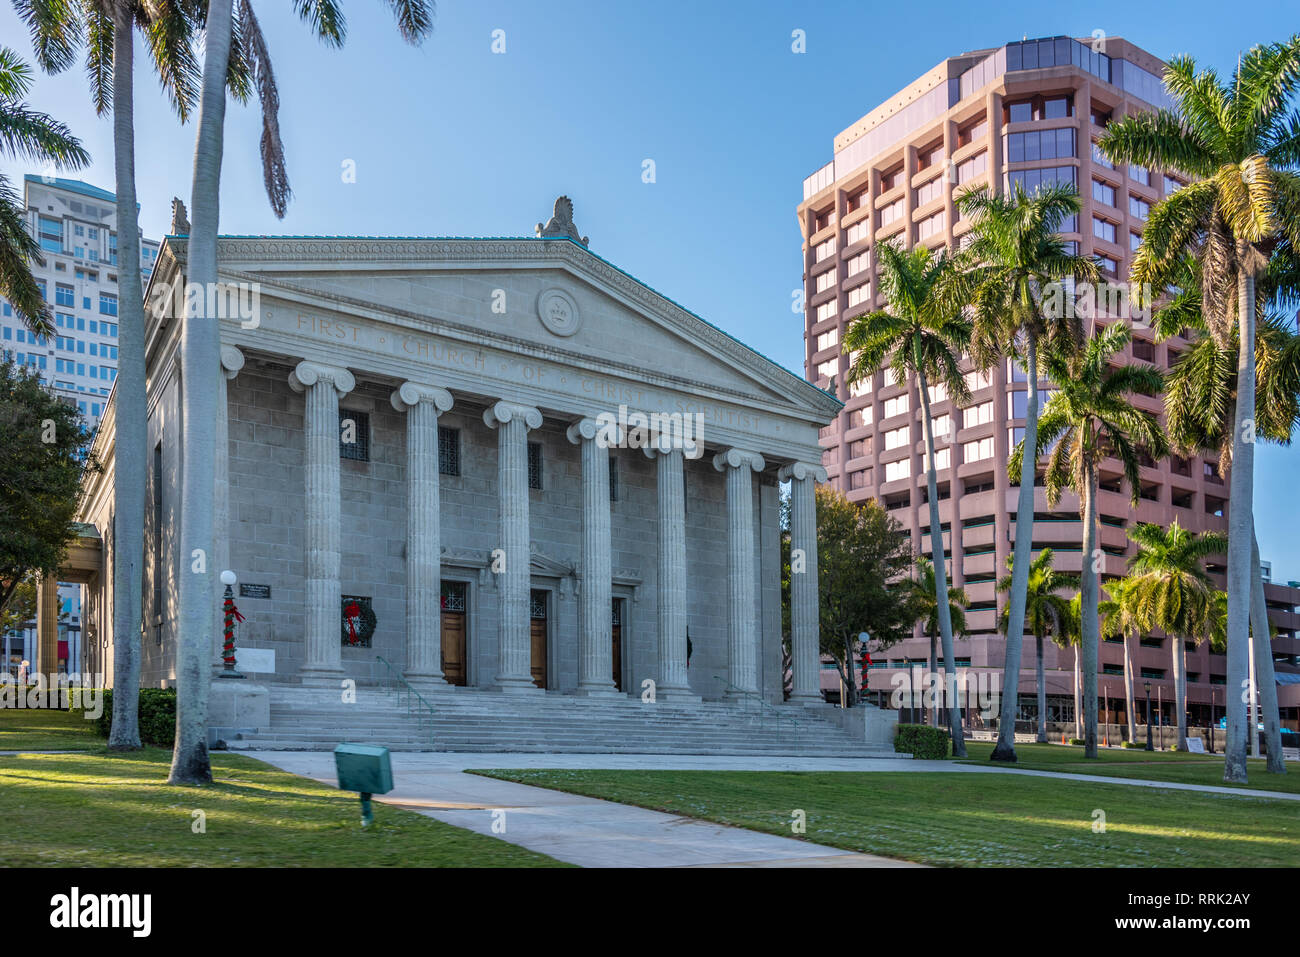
xmin=77 ymin=200 xmax=840 ymax=709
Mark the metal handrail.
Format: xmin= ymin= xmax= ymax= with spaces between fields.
xmin=710 ymin=675 xmax=801 ymax=737
xmin=374 ymin=655 xmax=437 ymax=747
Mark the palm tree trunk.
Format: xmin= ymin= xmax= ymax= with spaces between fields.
xmin=993 ymin=335 xmax=1039 ymax=761
xmin=1080 ymin=465 xmax=1100 ymax=758
xmin=1073 ymin=649 xmax=1081 ymax=740
xmin=843 ymin=635 xmax=856 ymax=708
xmin=929 ymin=630 xmax=938 ymax=727
xmin=917 ymin=368 xmax=965 ymax=756
xmin=1171 ymin=634 xmax=1188 ymax=751
xmin=1250 ymin=531 xmax=1285 ymax=773
xmin=1223 ymin=266 xmax=1256 ymax=783
xmin=1035 ymin=634 xmax=1047 ymax=742
xmin=1123 ymin=631 xmax=1137 ymax=744
xmin=1248 ymin=619 xmax=1258 ymax=758
xmin=168 ymin=0 xmax=234 ymax=786
xmin=107 ymin=8 xmax=144 ymax=751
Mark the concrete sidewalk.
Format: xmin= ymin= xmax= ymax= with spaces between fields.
xmin=952 ymin=763 xmax=1300 ymax=801
xmin=243 ymin=750 xmax=1296 ymax=867
xmin=247 ymin=751 xmax=923 ymax=868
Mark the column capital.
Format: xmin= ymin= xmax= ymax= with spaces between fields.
xmin=483 ymin=400 xmax=542 ymax=431
xmin=641 ymin=429 xmax=702 ymax=458
xmin=289 ymin=360 xmax=355 ymax=396
xmin=390 ymin=381 xmax=454 ymax=414
xmin=777 ymin=461 xmax=828 ymax=483
xmin=712 ymin=447 xmax=765 ymax=474
xmin=566 ymin=416 xmax=622 ymax=447
xmin=642 ymin=441 xmax=678 ymax=460
xmin=220 ymin=345 xmax=244 ymax=380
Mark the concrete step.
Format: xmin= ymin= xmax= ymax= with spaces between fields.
xmin=233 ymin=683 xmax=892 ymax=757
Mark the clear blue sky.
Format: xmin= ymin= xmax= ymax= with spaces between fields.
xmin=2 ymin=0 xmax=1298 ymax=578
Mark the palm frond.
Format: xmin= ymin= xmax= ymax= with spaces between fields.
xmin=10 ymin=0 xmax=83 ymax=75
xmin=237 ymin=0 xmax=291 ymax=218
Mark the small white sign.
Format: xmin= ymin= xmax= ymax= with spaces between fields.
xmin=1187 ymin=737 xmax=1206 ymax=753
xmin=234 ymin=647 xmax=275 ymax=674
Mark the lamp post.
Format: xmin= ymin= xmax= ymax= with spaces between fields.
xmin=219 ymin=570 xmax=244 ymax=679
xmin=1144 ymin=680 xmax=1153 ymax=751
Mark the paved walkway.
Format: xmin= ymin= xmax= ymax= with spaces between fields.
xmin=245 ymin=750 xmax=1296 ymax=868
xmin=247 ymin=751 xmax=923 ymax=868
xmin=952 ymin=763 xmax=1300 ymax=801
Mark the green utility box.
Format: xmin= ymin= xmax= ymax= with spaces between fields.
xmin=333 ymin=743 xmax=394 ymax=826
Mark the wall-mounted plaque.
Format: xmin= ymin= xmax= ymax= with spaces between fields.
xmin=240 ymin=583 xmax=271 ymax=599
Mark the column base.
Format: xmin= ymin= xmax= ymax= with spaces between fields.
xmin=298 ymin=667 xmax=346 ymax=688
xmin=656 ymin=686 xmax=702 ymax=705
xmin=787 ymin=692 xmax=825 ymax=707
xmin=492 ymin=675 xmax=546 ymax=694
xmin=723 ymin=687 xmax=761 ymax=701
xmin=405 ymin=674 xmax=456 ymax=694
xmin=575 ymin=681 xmax=621 ymax=697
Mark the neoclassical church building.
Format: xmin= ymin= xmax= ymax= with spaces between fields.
xmin=72 ymin=198 xmax=884 ymax=751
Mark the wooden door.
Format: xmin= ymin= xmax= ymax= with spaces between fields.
xmin=611 ymin=599 xmax=623 ymax=691
xmin=440 ymin=581 xmax=467 ymax=686
xmin=529 ymin=589 xmax=548 ymax=689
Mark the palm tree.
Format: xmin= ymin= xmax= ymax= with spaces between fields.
xmin=1009 ymin=322 xmax=1167 ymax=758
xmin=907 ymin=555 xmax=969 ymax=728
xmin=1099 ymin=576 xmax=1144 ymax=744
xmin=15 ymin=0 xmax=200 ymax=751
xmin=0 ymin=46 xmax=89 ymax=337
xmin=1098 ymin=35 xmax=1300 ymax=782
xmin=1154 ymin=255 xmax=1298 ymax=772
xmin=1124 ymin=521 xmax=1229 ymax=752
xmin=169 ymin=0 xmax=436 ymax=784
xmin=1059 ymin=592 xmax=1083 ymax=740
xmin=955 ymin=182 xmax=1100 ymax=762
xmin=997 ymin=549 xmax=1074 ymax=743
xmin=844 ymin=242 xmax=971 ymax=755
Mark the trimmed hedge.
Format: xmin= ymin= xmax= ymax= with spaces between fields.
xmin=72 ymin=688 xmax=177 ymax=747
xmin=894 ymin=723 xmax=950 ymax=760
xmin=1068 ymin=737 xmax=1084 ymax=745
xmin=1120 ymin=740 xmax=1142 ymax=748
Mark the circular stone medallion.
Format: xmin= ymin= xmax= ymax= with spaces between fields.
xmin=536 ymin=288 xmax=582 ymax=337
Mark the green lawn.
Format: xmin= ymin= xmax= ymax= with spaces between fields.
xmin=958 ymin=741 xmax=1300 ymax=794
xmin=476 ymin=768 xmax=1299 ymax=867
xmin=0 ymin=711 xmax=562 ymax=867
xmin=0 ymin=706 xmax=99 ymax=751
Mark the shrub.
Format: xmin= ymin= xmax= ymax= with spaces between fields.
xmin=894 ymin=723 xmax=950 ymax=760
xmin=1120 ymin=740 xmax=1142 ymax=749
xmin=72 ymin=688 xmax=177 ymax=747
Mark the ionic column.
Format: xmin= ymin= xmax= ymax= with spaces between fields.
xmin=212 ymin=345 xmax=243 ymax=671
xmin=391 ymin=382 xmax=454 ymax=686
xmin=779 ymin=461 xmax=827 ymax=704
xmin=714 ymin=448 xmax=766 ymax=696
xmin=288 ymin=361 xmax=355 ymax=683
xmin=645 ymin=440 xmax=695 ymax=699
xmin=484 ymin=400 xmax=543 ymax=692
xmin=36 ymin=573 xmax=59 ymax=681
xmin=567 ymin=418 xmax=619 ymax=695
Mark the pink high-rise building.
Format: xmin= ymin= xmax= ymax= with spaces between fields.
xmin=797 ymin=35 xmax=1300 ymax=735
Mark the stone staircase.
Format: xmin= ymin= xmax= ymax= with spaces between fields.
xmin=223 ymin=684 xmax=897 ymax=757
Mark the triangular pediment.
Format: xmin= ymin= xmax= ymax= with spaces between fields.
xmin=203 ymin=237 xmax=839 ymax=425
xmin=529 ymin=546 xmax=575 ymax=578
